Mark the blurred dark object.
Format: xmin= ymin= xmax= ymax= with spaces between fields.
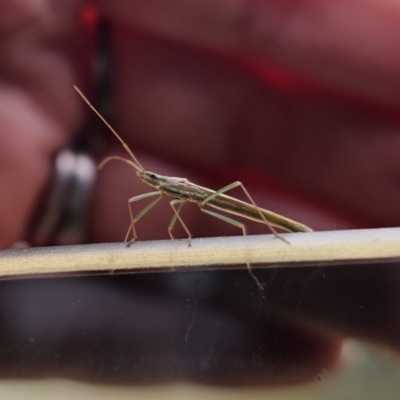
xmin=26 ymin=19 xmax=113 ymax=246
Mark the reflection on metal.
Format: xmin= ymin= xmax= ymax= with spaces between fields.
xmin=28 ymin=150 xmax=96 ymax=246
xmin=1 ymin=227 xmax=400 ymax=279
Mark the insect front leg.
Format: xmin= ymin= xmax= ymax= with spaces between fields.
xmin=201 ymin=181 xmax=289 ymax=244
xmin=200 ymin=208 xmax=264 ymax=291
xmin=169 ymin=199 xmax=192 ymax=246
xmin=125 ymin=192 xmax=163 ymax=245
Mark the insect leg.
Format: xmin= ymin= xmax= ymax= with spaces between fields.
xmin=201 ymin=181 xmax=289 ymax=244
xmin=169 ymin=199 xmax=192 ymax=246
xmin=125 ymin=192 xmax=162 ymax=244
xmin=200 ymin=208 xmax=264 ymax=291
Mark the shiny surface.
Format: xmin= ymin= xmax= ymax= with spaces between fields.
xmin=0 ymin=262 xmax=398 ymax=395
xmin=2 ymin=228 xmax=400 ymax=277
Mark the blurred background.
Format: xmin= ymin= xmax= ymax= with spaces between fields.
xmin=1 ymin=0 xmax=400 ymax=398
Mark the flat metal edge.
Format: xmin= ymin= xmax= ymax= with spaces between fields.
xmin=0 ymin=227 xmax=400 ymax=279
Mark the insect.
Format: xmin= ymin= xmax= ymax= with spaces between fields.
xmin=74 ymin=86 xmax=312 ymax=290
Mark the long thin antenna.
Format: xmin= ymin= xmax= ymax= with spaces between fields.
xmin=73 ymin=85 xmax=144 ymax=172
xmin=97 ymin=156 xmax=140 ymax=171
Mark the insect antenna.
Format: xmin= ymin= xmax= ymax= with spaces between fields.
xmin=73 ymin=85 xmax=144 ymax=173
xmin=97 ymin=156 xmax=140 ymax=171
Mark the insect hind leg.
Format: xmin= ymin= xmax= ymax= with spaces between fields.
xmin=200 ymin=208 xmax=264 ymax=291
xmin=201 ymin=181 xmax=289 ymax=244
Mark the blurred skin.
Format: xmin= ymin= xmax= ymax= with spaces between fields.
xmin=1 ymin=0 xmax=400 ymax=387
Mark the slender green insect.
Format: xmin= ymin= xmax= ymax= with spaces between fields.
xmin=74 ymin=86 xmax=312 ymax=290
